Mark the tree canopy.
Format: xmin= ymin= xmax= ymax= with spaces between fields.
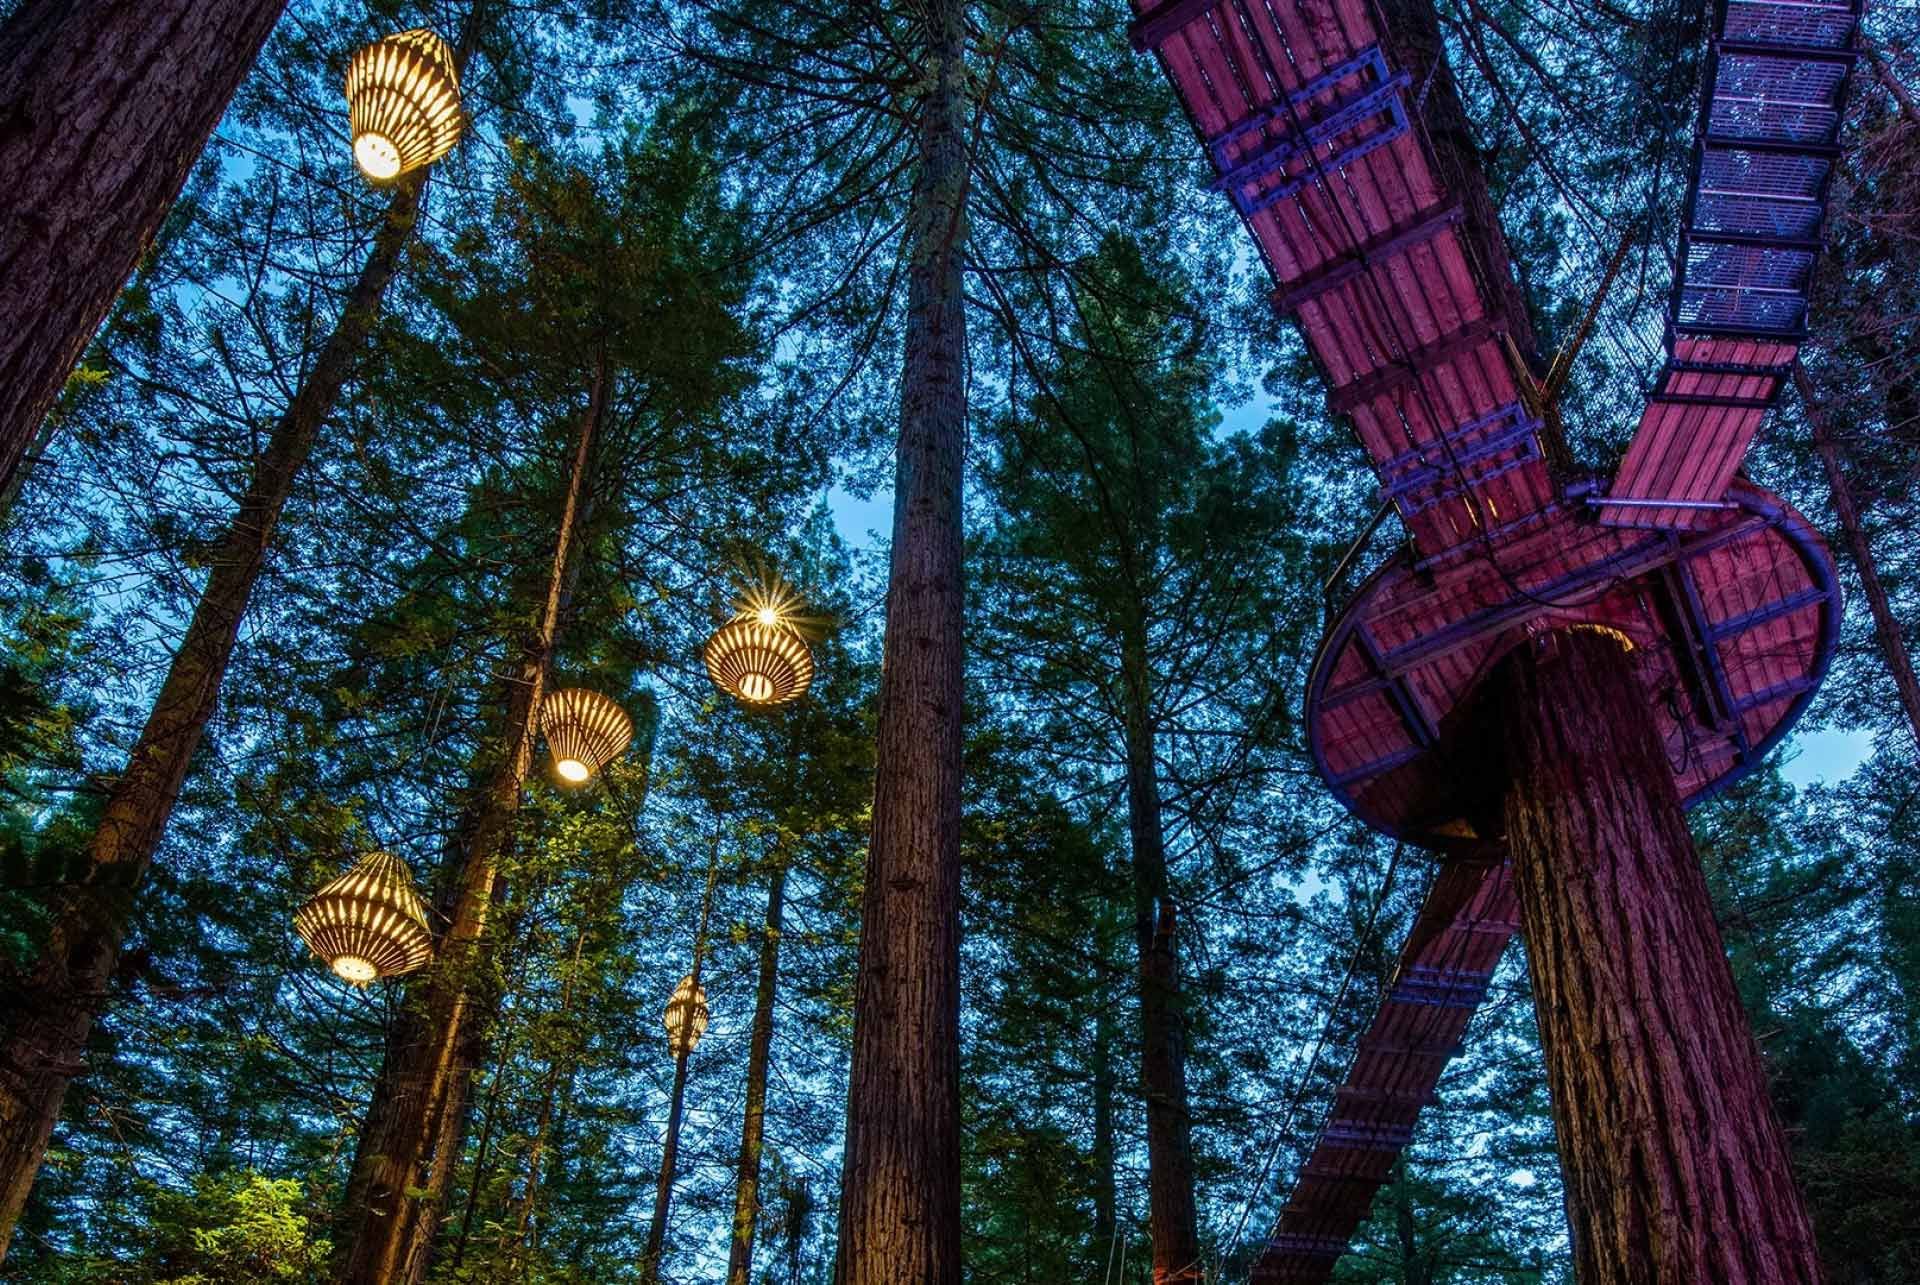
xmin=0 ymin=0 xmax=1916 ymax=1281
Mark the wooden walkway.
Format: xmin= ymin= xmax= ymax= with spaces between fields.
xmin=1610 ymin=0 xmax=1862 ymax=527
xmin=1127 ymin=0 xmax=1859 ymax=1276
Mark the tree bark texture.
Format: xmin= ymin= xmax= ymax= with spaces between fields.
xmin=336 ymin=360 xmax=606 ymax=1285
xmin=837 ymin=0 xmax=968 ymax=1282
xmin=639 ymin=1049 xmax=693 ymax=1283
xmin=1490 ymin=628 xmax=1823 ymax=1283
xmin=0 ymin=177 xmax=426 ymax=1262
xmin=1120 ymin=634 xmax=1201 ymax=1285
xmin=0 ymin=0 xmax=288 ymax=506
xmin=727 ymin=860 xmax=790 ymax=1285
xmin=1797 ymin=365 xmax=1920 ymax=751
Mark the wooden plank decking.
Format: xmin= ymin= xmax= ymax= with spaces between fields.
xmin=1606 ymin=0 xmax=1860 ymax=525
xmin=1132 ymin=0 xmax=1553 ymax=561
xmin=1128 ymin=0 xmax=1855 ymax=1274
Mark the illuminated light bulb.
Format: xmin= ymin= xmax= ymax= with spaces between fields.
xmin=343 ymin=29 xmax=463 ymax=183
xmin=332 ymin=955 xmax=379 ymax=986
xmin=538 ymin=688 xmax=634 ymax=786
xmin=294 ymin=851 xmax=434 ymax=986
xmin=353 ymin=131 xmax=403 ymax=180
xmin=702 ymin=610 xmax=814 ymax=707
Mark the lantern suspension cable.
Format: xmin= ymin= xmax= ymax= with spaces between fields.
xmin=294 ymin=850 xmax=435 ymax=986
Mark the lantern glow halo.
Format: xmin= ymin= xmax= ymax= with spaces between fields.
xmin=702 ymin=573 xmax=818 ymax=707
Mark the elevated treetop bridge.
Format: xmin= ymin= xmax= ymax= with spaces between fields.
xmin=1125 ymin=0 xmax=1860 ymax=1277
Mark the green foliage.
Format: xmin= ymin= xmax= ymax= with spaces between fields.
xmin=0 ymin=0 xmax=1916 ymax=1282
xmin=144 ymin=1171 xmax=331 ymax=1284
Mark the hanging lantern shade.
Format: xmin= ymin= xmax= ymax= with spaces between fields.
xmin=344 ymin=28 xmax=463 ymax=182
xmin=702 ymin=615 xmax=814 ymax=706
xmin=540 ymin=687 xmax=634 ymax=785
xmin=664 ymin=974 xmax=710 ymax=1056
xmin=294 ymin=851 xmax=434 ymax=987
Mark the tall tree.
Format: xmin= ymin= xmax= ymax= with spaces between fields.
xmin=1484 ymin=629 xmax=1823 ymax=1281
xmin=334 ymin=129 xmax=766 ymax=1281
xmin=976 ymin=236 xmax=1302 ymax=1282
xmin=639 ymin=843 xmax=719 ymax=1282
xmin=662 ymin=0 xmax=1199 ymax=1268
xmin=338 ymin=343 xmax=608 ymax=1284
xmin=0 ymin=0 xmax=288 ymax=508
xmin=0 ymin=2 xmax=488 ymax=1240
xmin=836 ymin=1 xmax=971 ymax=1280
xmin=726 ymin=853 xmax=789 ymax=1285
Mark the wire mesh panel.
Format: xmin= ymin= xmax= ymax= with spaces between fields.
xmin=1724 ymin=0 xmax=1857 ymax=48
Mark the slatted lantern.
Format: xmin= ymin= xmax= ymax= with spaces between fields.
xmin=294 ymin=851 xmax=434 ymax=986
xmin=664 ymin=974 xmax=709 ymax=1056
xmin=702 ymin=610 xmax=814 ymax=707
xmin=540 ymin=687 xmax=634 ymax=786
xmin=344 ymin=28 xmax=463 ymax=182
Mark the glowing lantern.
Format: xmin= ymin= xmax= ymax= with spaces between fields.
xmin=702 ymin=612 xmax=814 ymax=707
xmin=540 ymin=687 xmax=634 ymax=786
xmin=664 ymin=974 xmax=710 ymax=1056
xmin=344 ymin=28 xmax=463 ymax=181
xmin=294 ymin=851 xmax=434 ymax=986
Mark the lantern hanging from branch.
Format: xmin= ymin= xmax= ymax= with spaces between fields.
xmin=664 ymin=974 xmax=710 ymax=1056
xmin=702 ymin=617 xmax=814 ymax=706
xmin=540 ymin=687 xmax=634 ymax=785
xmin=702 ymin=575 xmax=820 ymax=707
xmin=294 ymin=851 xmax=434 ymax=986
xmin=344 ymin=28 xmax=463 ymax=182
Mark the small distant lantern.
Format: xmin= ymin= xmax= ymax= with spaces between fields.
xmin=540 ymin=687 xmax=634 ymax=786
xmin=294 ymin=851 xmax=434 ymax=987
xmin=344 ymin=28 xmax=463 ymax=182
xmin=702 ymin=612 xmax=814 ymax=706
xmin=664 ymin=974 xmax=710 ymax=1056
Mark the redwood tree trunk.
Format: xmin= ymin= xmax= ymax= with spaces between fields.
xmin=0 ymin=177 xmax=427 ymax=1261
xmin=1120 ymin=635 xmax=1201 ymax=1285
xmin=1490 ymin=628 xmax=1822 ymax=1282
xmin=1797 ymin=364 xmax=1920 ymax=751
xmin=641 ymin=851 xmax=720 ymax=1282
xmin=640 ymin=1047 xmax=694 ymax=1282
xmin=336 ymin=361 xmax=606 ymax=1284
xmin=837 ymin=0 xmax=968 ymax=1281
xmin=0 ymin=0 xmax=288 ymax=506
xmin=727 ymin=860 xmax=790 ymax=1285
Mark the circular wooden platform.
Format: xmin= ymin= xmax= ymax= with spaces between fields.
xmin=1306 ymin=479 xmax=1839 ymax=848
